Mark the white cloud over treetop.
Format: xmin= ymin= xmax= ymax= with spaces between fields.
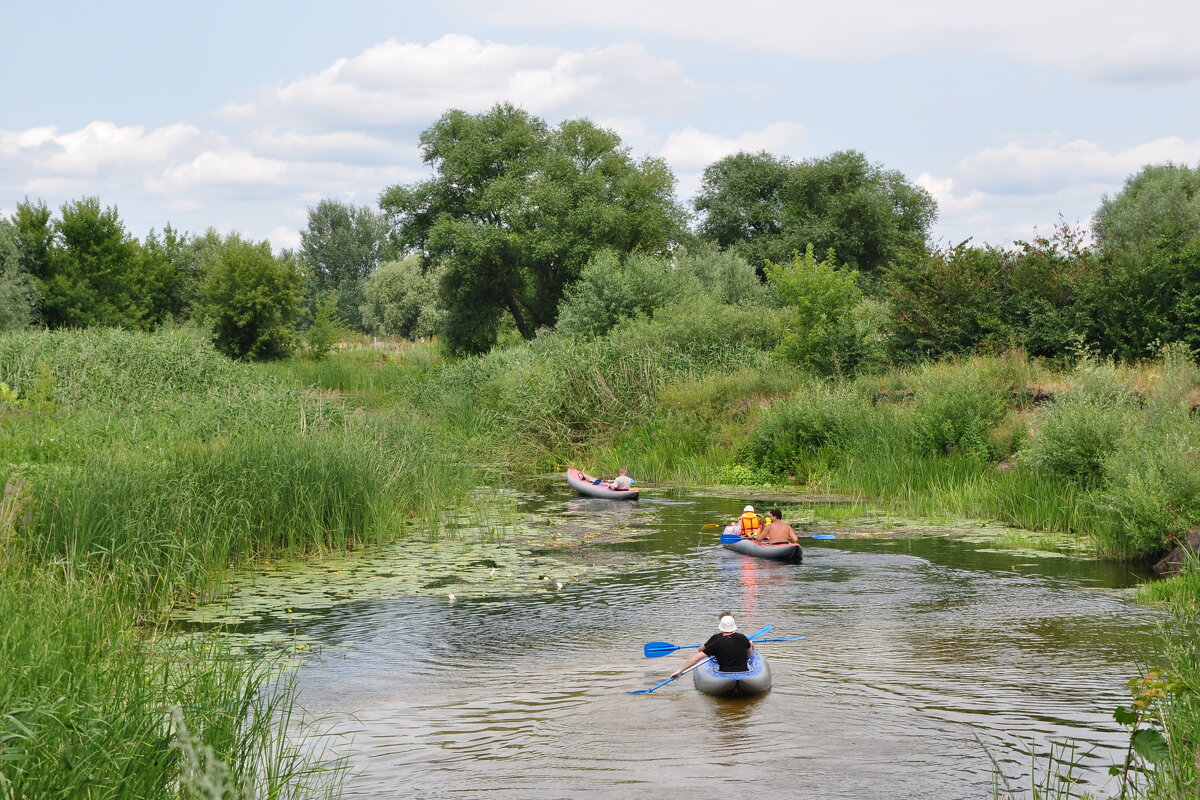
xmin=219 ymin=34 xmax=705 ymax=130
xmin=954 ymin=136 xmax=1200 ymax=195
xmin=465 ymin=0 xmax=1200 ymax=86
xmin=660 ymin=122 xmax=808 ymax=170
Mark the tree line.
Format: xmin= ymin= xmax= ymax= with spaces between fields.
xmin=2 ymin=102 xmax=1198 ymax=366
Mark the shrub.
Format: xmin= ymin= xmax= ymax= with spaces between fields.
xmin=907 ymin=365 xmax=1010 ymax=459
xmin=738 ymin=389 xmax=872 ymax=477
xmin=1095 ymin=434 xmax=1200 ymax=558
xmin=1020 ymin=365 xmax=1135 ymax=483
xmin=199 ymin=235 xmax=301 ymax=360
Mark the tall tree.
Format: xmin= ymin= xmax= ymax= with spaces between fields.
xmin=45 ymin=197 xmax=145 ymax=328
xmin=694 ymin=149 xmax=936 ymax=276
xmin=694 ymin=151 xmax=791 ymax=271
xmin=381 ymin=104 xmax=684 ymax=354
xmin=1093 ymin=163 xmax=1200 ymax=254
xmin=300 ymin=199 xmax=390 ymax=331
xmin=0 ymin=219 xmax=38 ymax=330
xmin=199 ymin=234 xmax=301 ymax=360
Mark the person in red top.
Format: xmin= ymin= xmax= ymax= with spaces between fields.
xmin=671 ymin=613 xmax=754 ymax=676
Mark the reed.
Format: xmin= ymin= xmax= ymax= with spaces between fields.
xmin=0 ymin=564 xmax=342 ymax=798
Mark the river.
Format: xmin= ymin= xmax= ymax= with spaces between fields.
xmin=272 ymin=481 xmax=1162 ymax=799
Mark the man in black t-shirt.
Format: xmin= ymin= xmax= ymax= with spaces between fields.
xmin=671 ymin=613 xmax=753 ymax=676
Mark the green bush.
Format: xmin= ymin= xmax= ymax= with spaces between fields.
xmin=1095 ymin=434 xmax=1200 ymax=558
xmin=738 ymin=389 xmax=873 ymax=477
xmin=1020 ymin=365 xmax=1135 ymax=483
xmin=907 ymin=366 xmax=1009 ymax=459
xmin=199 ymin=235 xmax=301 ymax=361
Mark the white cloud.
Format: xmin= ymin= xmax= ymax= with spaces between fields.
xmin=462 ymin=0 xmax=1200 ymax=86
xmin=955 ymin=136 xmax=1200 ymax=195
xmin=220 ymin=34 xmax=704 ymax=130
xmin=660 ymin=121 xmax=807 ymax=171
xmin=917 ymin=135 xmax=1200 ymax=245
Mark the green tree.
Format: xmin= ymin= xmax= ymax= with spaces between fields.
xmin=359 ymin=256 xmax=445 ymax=340
xmin=555 ymin=243 xmax=768 ymax=340
xmin=303 ymin=294 xmax=344 ymax=360
xmin=300 ymin=199 xmax=390 ymax=331
xmin=694 ymin=151 xmax=792 ymax=271
xmin=45 ymin=197 xmax=148 ymax=328
xmin=0 ymin=219 xmax=38 ymax=330
xmin=765 ymin=245 xmax=874 ymax=375
xmin=381 ymin=103 xmax=683 ymax=354
xmin=694 ymin=149 xmax=937 ymax=277
xmin=1094 ymin=163 xmax=1200 ymax=254
xmin=199 ymin=235 xmax=301 ymax=360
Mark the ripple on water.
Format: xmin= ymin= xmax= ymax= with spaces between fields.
xmin=266 ymin=483 xmax=1165 ymax=799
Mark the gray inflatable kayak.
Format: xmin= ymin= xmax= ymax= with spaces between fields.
xmin=722 ymin=536 xmax=802 ymax=563
xmin=566 ymin=468 xmax=639 ymax=500
xmin=693 ymin=650 xmax=772 ymax=697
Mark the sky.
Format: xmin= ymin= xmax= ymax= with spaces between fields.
xmin=3 ymin=0 xmax=1199 ymax=252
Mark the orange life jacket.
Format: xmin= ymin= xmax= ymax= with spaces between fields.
xmin=739 ymin=512 xmax=762 ymax=538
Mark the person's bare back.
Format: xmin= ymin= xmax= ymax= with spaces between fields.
xmin=761 ymin=509 xmax=799 ymax=544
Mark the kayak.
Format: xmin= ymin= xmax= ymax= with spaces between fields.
xmin=693 ymin=650 xmax=772 ymax=697
xmin=722 ymin=531 xmax=802 ymax=563
xmin=566 ymin=468 xmax=639 ymax=501
xmin=723 ymin=524 xmax=801 ymax=561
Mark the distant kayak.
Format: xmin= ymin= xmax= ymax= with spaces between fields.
xmin=693 ymin=650 xmax=772 ymax=697
xmin=566 ymin=468 xmax=640 ymax=500
xmin=722 ymin=527 xmax=802 ymax=563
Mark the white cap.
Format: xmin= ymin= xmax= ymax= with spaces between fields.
xmin=743 ymin=505 xmax=754 ymax=512
xmin=718 ymin=615 xmax=737 ymax=632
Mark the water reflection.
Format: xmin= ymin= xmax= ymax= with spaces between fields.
xmin=287 ymin=480 xmax=1163 ymax=799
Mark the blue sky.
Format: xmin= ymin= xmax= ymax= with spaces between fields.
xmin=4 ymin=0 xmax=1198 ymax=251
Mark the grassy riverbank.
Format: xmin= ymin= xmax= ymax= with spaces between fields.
xmin=3 ymin=326 xmax=1199 ymax=798
xmin=0 ymin=328 xmax=476 ymax=797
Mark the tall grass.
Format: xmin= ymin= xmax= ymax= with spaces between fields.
xmin=0 ymin=564 xmax=342 ymax=798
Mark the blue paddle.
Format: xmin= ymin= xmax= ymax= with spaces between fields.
xmin=629 ymin=625 xmax=773 ymax=694
xmin=643 ymin=635 xmax=805 ymax=658
xmin=720 ymin=532 xmax=835 ymax=544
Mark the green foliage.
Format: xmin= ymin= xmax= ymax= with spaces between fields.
xmin=765 ymin=245 xmax=882 ymax=375
xmin=1094 ymin=163 xmax=1200 ymax=254
xmin=42 ymin=197 xmax=147 ymax=328
xmin=382 ymin=104 xmax=684 ymax=353
xmin=1020 ymin=367 xmax=1135 ymax=484
xmin=28 ymin=430 xmax=388 ymax=604
xmin=737 ymin=389 xmax=874 ymax=478
xmin=0 ymin=218 xmax=38 ymax=330
xmin=300 ymin=199 xmax=390 ymax=330
xmin=199 ymin=234 xmax=301 ymax=360
xmin=885 ymin=225 xmax=1095 ymax=361
xmin=694 ymin=149 xmax=936 ymax=274
xmin=556 ymin=244 xmax=770 ymax=340
xmin=303 ymin=294 xmax=344 ymax=360
xmin=693 ymin=151 xmax=791 ymax=272
xmin=907 ymin=366 xmax=1010 ymax=459
xmin=359 ymin=256 xmax=445 ymax=340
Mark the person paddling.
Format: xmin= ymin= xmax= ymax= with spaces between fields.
xmin=671 ymin=613 xmax=754 ymax=677
xmin=761 ymin=509 xmax=799 ymax=545
xmin=609 ymin=466 xmax=633 ymax=491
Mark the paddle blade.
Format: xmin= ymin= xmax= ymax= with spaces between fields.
xmin=747 ymin=625 xmax=774 ymax=641
xmin=700 ymin=523 xmax=719 ymax=530
xmin=809 ymin=534 xmax=836 ymax=540
xmin=643 ymin=641 xmax=682 ymax=658
xmin=720 ymin=533 xmax=743 ymax=544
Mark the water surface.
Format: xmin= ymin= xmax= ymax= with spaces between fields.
xmin=284 ymin=482 xmax=1161 ymax=799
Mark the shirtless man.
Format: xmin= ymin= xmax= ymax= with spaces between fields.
xmin=760 ymin=509 xmax=799 ymax=545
